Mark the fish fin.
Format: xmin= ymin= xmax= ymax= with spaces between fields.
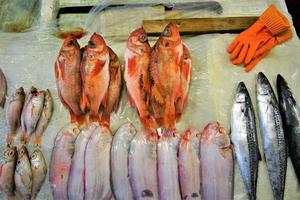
xmin=34 ymin=135 xmax=42 ymax=146
xmin=6 ymin=134 xmax=15 ymax=146
xmin=99 ymin=113 xmax=110 ymax=128
xmin=90 ymin=59 xmax=107 ymax=78
xmin=89 ymin=114 xmax=100 ymax=123
xmin=21 ymin=132 xmax=30 ymax=143
xmin=126 ymin=90 xmax=136 ymax=108
xmin=80 ymin=92 xmax=89 ymax=113
xmin=140 ymin=115 xmax=158 ymax=131
xmin=55 ymin=60 xmax=65 ymax=80
xmin=152 ymin=85 xmax=164 ymax=105
xmin=56 ymin=88 xmax=70 ymax=111
xmin=164 ymin=97 xmax=176 ymax=128
xmin=127 ymin=57 xmax=137 ymax=77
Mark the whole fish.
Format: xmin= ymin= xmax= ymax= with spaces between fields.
xmin=80 ymin=33 xmax=110 ymax=122
xmin=150 ymin=23 xmax=183 ymax=128
xmin=178 ymin=129 xmax=201 ymax=200
xmin=111 ymin=123 xmax=137 ymax=200
xmin=124 ymin=27 xmax=157 ymax=130
xmin=176 ymin=44 xmax=192 ymax=121
xmin=200 ymin=122 xmax=233 ymax=200
xmin=34 ymin=89 xmax=54 ymax=145
xmin=231 ymin=82 xmax=259 ymax=200
xmin=0 ymin=68 xmax=7 ymax=108
xmin=67 ymin=123 xmax=97 ymax=200
xmin=158 ymin=128 xmax=181 ymax=199
xmin=6 ymin=87 xmax=25 ymax=144
xmin=15 ymin=145 xmax=32 ymax=200
xmin=30 ymin=147 xmax=47 ymax=200
xmin=100 ymin=47 xmax=122 ymax=127
xmin=49 ymin=124 xmax=80 ymax=200
xmin=21 ymin=88 xmax=45 ymax=143
xmin=84 ymin=126 xmax=113 ymax=199
xmin=256 ymin=72 xmax=287 ymax=200
xmin=128 ymin=129 xmax=159 ymax=200
xmin=277 ymin=74 xmax=300 ymax=184
xmin=0 ymin=146 xmax=17 ymax=199
xmin=54 ymin=36 xmax=84 ymax=124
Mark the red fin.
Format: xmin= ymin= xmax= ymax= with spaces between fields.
xmin=34 ymin=136 xmax=42 ymax=146
xmin=21 ymin=133 xmax=31 ymax=143
xmin=126 ymin=90 xmax=136 ymax=108
xmin=89 ymin=114 xmax=100 ymax=124
xmin=100 ymin=114 xmax=110 ymax=128
xmin=140 ymin=115 xmax=158 ymax=131
xmin=70 ymin=112 xmax=86 ymax=126
xmin=149 ymin=48 xmax=159 ymax=84
xmin=152 ymin=85 xmax=164 ymax=105
xmin=127 ymin=58 xmax=137 ymax=77
xmin=55 ymin=60 xmax=66 ymax=80
xmin=57 ymin=87 xmax=70 ymax=110
xmin=6 ymin=134 xmax=14 ymax=146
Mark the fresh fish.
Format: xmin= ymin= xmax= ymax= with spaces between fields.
xmin=0 ymin=68 xmax=7 ymax=108
xmin=178 ymin=129 xmax=201 ymax=200
xmin=21 ymin=88 xmax=45 ymax=143
xmin=54 ymin=36 xmax=84 ymax=124
xmin=150 ymin=23 xmax=183 ymax=128
xmin=80 ymin=33 xmax=110 ymax=122
xmin=84 ymin=126 xmax=113 ymax=199
xmin=0 ymin=146 xmax=17 ymax=199
xmin=34 ymin=89 xmax=54 ymax=145
xmin=200 ymin=122 xmax=233 ymax=200
xmin=30 ymin=147 xmax=47 ymax=200
xmin=128 ymin=129 xmax=159 ymax=200
xmin=277 ymin=74 xmax=300 ymax=184
xmin=67 ymin=123 xmax=97 ymax=200
xmin=49 ymin=124 xmax=80 ymax=200
xmin=100 ymin=46 xmax=122 ymax=127
xmin=158 ymin=128 xmax=181 ymax=199
xmin=15 ymin=145 xmax=32 ymax=200
xmin=256 ymin=72 xmax=287 ymax=200
xmin=6 ymin=87 xmax=25 ymax=144
xmin=231 ymin=82 xmax=259 ymax=200
xmin=124 ymin=27 xmax=157 ymax=130
xmin=111 ymin=123 xmax=137 ymax=200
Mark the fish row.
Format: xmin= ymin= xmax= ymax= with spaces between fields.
xmin=55 ymin=33 xmax=122 ymax=127
xmin=231 ymin=72 xmax=299 ymax=200
xmin=6 ymin=86 xmax=53 ymax=146
xmin=0 ymin=145 xmax=47 ymax=200
xmin=49 ymin=122 xmax=233 ymax=200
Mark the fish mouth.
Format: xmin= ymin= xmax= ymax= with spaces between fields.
xmin=235 ymin=82 xmax=249 ymax=103
xmin=276 ymin=74 xmax=288 ymax=93
xmin=256 ymin=72 xmax=272 ymax=95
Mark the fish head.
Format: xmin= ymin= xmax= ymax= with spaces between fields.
xmin=256 ymin=72 xmax=273 ymax=95
xmin=18 ymin=145 xmax=29 ymax=158
xmin=160 ymin=23 xmax=181 ymax=48
xmin=61 ymin=35 xmax=80 ymax=53
xmin=276 ymin=74 xmax=295 ymax=101
xmin=30 ymin=148 xmax=43 ymax=163
xmin=127 ymin=27 xmax=150 ymax=55
xmin=235 ymin=82 xmax=250 ymax=103
xmin=86 ymin=33 xmax=107 ymax=53
xmin=202 ymin=122 xmax=230 ymax=148
xmin=14 ymin=87 xmax=25 ymax=100
xmin=29 ymin=86 xmax=38 ymax=95
xmin=4 ymin=146 xmax=17 ymax=162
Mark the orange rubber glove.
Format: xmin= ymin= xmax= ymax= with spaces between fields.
xmin=227 ymin=4 xmax=290 ymax=65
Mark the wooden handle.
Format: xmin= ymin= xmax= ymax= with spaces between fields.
xmin=143 ymin=17 xmax=259 ymax=35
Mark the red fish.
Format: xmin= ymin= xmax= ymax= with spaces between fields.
xmin=124 ymin=27 xmax=157 ymax=131
xmin=54 ymin=36 xmax=84 ymax=124
xmin=150 ymin=23 xmax=183 ymax=128
xmin=100 ymin=47 xmax=122 ymax=127
xmin=80 ymin=33 xmax=110 ymax=123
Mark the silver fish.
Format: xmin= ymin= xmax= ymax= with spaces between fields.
xmin=49 ymin=123 xmax=80 ymax=200
xmin=129 ymin=129 xmax=159 ymax=200
xmin=6 ymin=87 xmax=25 ymax=144
xmin=67 ymin=123 xmax=97 ymax=200
xmin=0 ymin=68 xmax=7 ymax=108
xmin=200 ymin=122 xmax=233 ymax=200
xmin=21 ymin=87 xmax=45 ymax=143
xmin=277 ymin=74 xmax=300 ymax=184
xmin=111 ymin=123 xmax=136 ymax=200
xmin=15 ymin=145 xmax=32 ymax=200
xmin=84 ymin=125 xmax=113 ymax=200
xmin=34 ymin=89 xmax=54 ymax=145
xmin=30 ymin=148 xmax=47 ymax=200
xmin=178 ymin=129 xmax=201 ymax=200
xmin=158 ymin=128 xmax=181 ymax=200
xmin=256 ymin=72 xmax=287 ymax=200
xmin=0 ymin=146 xmax=17 ymax=199
xmin=231 ymin=82 xmax=259 ymax=200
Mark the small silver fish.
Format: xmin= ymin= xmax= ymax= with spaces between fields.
xmin=111 ymin=123 xmax=136 ymax=200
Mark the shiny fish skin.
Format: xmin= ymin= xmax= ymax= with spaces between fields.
xmin=84 ymin=126 xmax=113 ymax=200
xmin=158 ymin=128 xmax=181 ymax=200
xmin=6 ymin=87 xmax=25 ymax=144
xmin=178 ymin=129 xmax=201 ymax=200
xmin=256 ymin=72 xmax=287 ymax=200
xmin=34 ymin=89 xmax=54 ymax=145
xmin=111 ymin=123 xmax=136 ymax=200
xmin=49 ymin=124 xmax=80 ymax=200
xmin=67 ymin=123 xmax=97 ymax=200
xmin=0 ymin=68 xmax=7 ymax=108
xmin=21 ymin=88 xmax=45 ymax=142
xmin=30 ymin=148 xmax=47 ymax=200
xmin=200 ymin=122 xmax=233 ymax=200
xmin=15 ymin=145 xmax=32 ymax=200
xmin=129 ymin=130 xmax=159 ymax=200
xmin=231 ymin=82 xmax=259 ymax=200
xmin=0 ymin=146 xmax=17 ymax=198
xmin=277 ymin=74 xmax=300 ymax=184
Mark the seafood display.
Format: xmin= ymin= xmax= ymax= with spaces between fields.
xmin=0 ymin=68 xmax=7 ymax=108
xmin=231 ymin=82 xmax=259 ymax=200
xmin=256 ymin=72 xmax=287 ymax=200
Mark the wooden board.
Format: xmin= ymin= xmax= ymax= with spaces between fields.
xmin=143 ymin=17 xmax=259 ymax=35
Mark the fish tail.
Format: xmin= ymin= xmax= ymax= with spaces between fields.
xmin=6 ymin=133 xmax=15 ymax=146
xmin=80 ymin=93 xmax=89 ymax=113
xmin=34 ymin=135 xmax=42 ymax=146
xmin=164 ymin=98 xmax=176 ymax=128
xmin=99 ymin=113 xmax=110 ymax=128
xmin=21 ymin=132 xmax=30 ymax=143
xmin=70 ymin=113 xmax=86 ymax=126
xmin=89 ymin=114 xmax=100 ymax=124
xmin=140 ymin=115 xmax=158 ymax=131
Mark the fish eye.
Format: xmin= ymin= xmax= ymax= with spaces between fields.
xmin=139 ymin=34 xmax=148 ymax=43
xmin=9 ymin=151 xmax=14 ymax=156
xmin=68 ymin=40 xmax=75 ymax=47
xmin=163 ymin=27 xmax=171 ymax=36
xmin=88 ymin=40 xmax=96 ymax=48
